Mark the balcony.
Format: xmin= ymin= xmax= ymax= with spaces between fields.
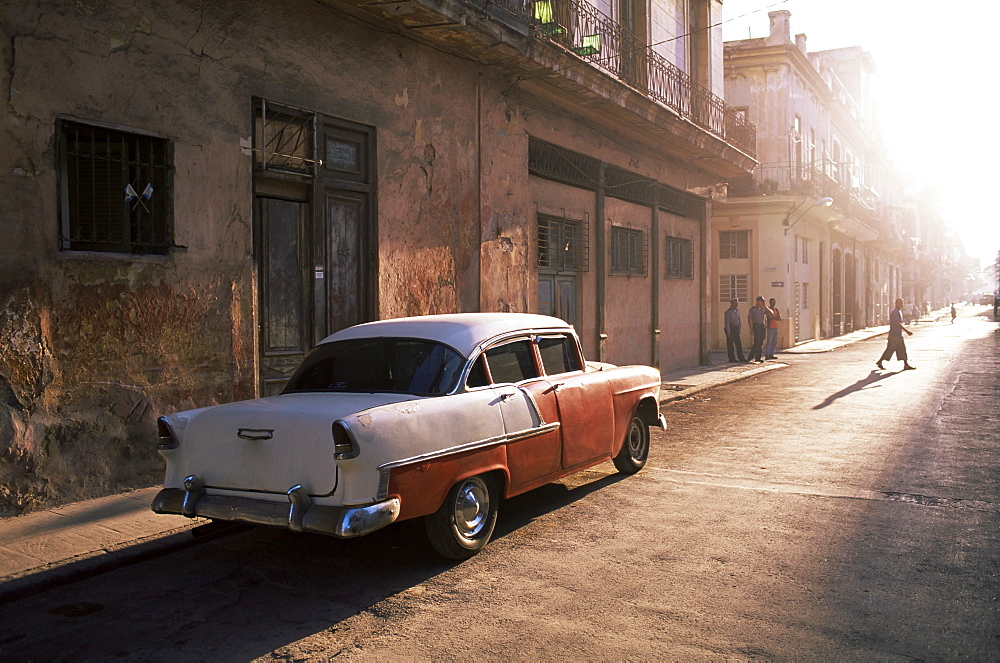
xmin=333 ymin=0 xmax=756 ymax=168
xmin=729 ymin=162 xmax=882 ymax=227
xmin=531 ymin=0 xmax=755 ymax=158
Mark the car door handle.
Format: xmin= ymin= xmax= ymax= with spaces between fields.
xmin=549 ymin=382 xmax=565 ymax=393
xmin=500 ymin=392 xmax=517 ymax=402
xmin=238 ymin=428 xmax=274 ymax=440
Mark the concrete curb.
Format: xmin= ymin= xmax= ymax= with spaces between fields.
xmin=0 ymin=524 xmax=202 ymax=604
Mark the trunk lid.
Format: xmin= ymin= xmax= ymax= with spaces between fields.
xmin=164 ymin=392 xmax=419 ymax=496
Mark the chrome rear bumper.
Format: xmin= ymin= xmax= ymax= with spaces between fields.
xmin=151 ymin=478 xmax=400 ymax=539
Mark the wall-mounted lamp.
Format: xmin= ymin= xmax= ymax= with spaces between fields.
xmin=783 ymin=196 xmax=833 ymax=235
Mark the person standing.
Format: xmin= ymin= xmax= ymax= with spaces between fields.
xmin=950 ymin=302 xmax=957 ymax=324
xmin=765 ymin=297 xmax=781 ymax=360
xmin=877 ymin=297 xmax=915 ymax=371
xmin=747 ymin=296 xmax=767 ymax=363
xmin=723 ymin=298 xmax=746 ymax=363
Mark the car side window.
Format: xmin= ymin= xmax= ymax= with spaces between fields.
xmin=537 ymin=335 xmax=582 ymax=375
xmin=484 ymin=340 xmax=538 ymax=384
xmin=466 ymin=355 xmax=490 ymax=389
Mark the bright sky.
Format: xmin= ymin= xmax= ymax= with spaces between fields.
xmin=720 ymin=0 xmax=1000 ymax=271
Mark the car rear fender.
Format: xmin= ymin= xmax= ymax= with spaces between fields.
xmin=387 ymin=447 xmax=509 ymax=522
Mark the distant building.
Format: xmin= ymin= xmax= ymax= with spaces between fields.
xmin=712 ymin=10 xmax=911 ymax=351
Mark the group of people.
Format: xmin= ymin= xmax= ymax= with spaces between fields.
xmin=901 ymin=300 xmax=924 ymax=325
xmin=723 ymin=296 xmax=781 ymax=363
xmin=724 ymin=296 xmax=918 ymax=371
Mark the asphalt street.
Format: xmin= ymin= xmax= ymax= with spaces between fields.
xmin=0 ymin=309 xmax=997 ymax=660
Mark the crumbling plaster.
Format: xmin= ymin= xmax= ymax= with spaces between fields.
xmin=2 ymin=0 xmax=726 ymax=514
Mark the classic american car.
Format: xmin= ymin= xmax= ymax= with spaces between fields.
xmin=152 ymin=313 xmax=665 ymax=558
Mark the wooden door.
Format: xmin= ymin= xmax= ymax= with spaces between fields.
xmin=258 ymin=197 xmax=311 ymax=396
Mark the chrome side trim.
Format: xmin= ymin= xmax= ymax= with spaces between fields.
xmin=506 ymin=422 xmax=560 ymax=443
xmin=377 ymin=422 xmax=561 ymax=472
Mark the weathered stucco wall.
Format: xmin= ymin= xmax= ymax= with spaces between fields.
xmin=478 ymin=75 xmax=532 ymax=317
xmin=605 ymin=197 xmax=653 ymax=367
xmin=511 ymin=88 xmax=717 ymax=367
xmin=1 ymin=1 xmax=260 ymax=513
xmin=0 ymin=0 xmax=488 ymax=514
xmin=658 ymin=212 xmax=702 ymax=367
xmin=2 ymin=0 xmax=726 ymax=514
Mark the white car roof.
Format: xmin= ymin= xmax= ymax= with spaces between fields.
xmin=320 ymin=313 xmax=573 ymax=357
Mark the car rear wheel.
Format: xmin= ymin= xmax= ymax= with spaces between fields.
xmin=425 ymin=474 xmax=499 ymax=560
xmin=613 ymin=415 xmax=649 ymax=475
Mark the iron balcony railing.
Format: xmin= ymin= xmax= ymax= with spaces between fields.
xmin=530 ymin=0 xmax=756 ymax=158
xmin=728 ymin=162 xmax=881 ymax=225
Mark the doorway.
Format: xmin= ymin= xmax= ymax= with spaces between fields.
xmin=253 ymin=100 xmax=376 ymax=394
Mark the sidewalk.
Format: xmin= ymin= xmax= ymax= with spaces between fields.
xmin=0 ymin=321 xmax=895 ymax=603
xmin=657 ymin=321 xmax=890 ymax=403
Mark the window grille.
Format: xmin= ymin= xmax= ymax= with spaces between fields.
xmin=610 ymin=226 xmax=646 ymax=275
xmin=720 ymin=274 xmax=748 ymax=303
xmin=719 ymin=230 xmax=749 ymax=259
xmin=537 ymin=214 xmax=589 ymax=272
xmin=58 ymin=120 xmax=171 ymax=254
xmin=253 ymin=98 xmax=316 ymax=175
xmin=664 ymin=236 xmax=692 ymax=278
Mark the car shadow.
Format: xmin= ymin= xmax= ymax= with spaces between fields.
xmin=494 ymin=470 xmax=628 ymax=539
xmin=0 ymin=469 xmax=632 ymax=660
xmin=812 ymin=369 xmax=899 ymax=410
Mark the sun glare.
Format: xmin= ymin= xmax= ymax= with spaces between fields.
xmin=722 ymin=0 xmax=1000 ymax=268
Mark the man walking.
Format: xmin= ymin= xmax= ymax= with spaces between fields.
xmin=724 ymin=298 xmax=746 ymax=362
xmin=877 ymin=297 xmax=915 ymax=371
xmin=747 ymin=296 xmax=767 ymax=363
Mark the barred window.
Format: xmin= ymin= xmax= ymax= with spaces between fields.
xmin=253 ymin=98 xmax=315 ymax=175
xmin=537 ymin=215 xmax=588 ymax=272
xmin=719 ymin=230 xmax=749 ymax=259
xmin=58 ymin=120 xmax=171 ymax=254
xmin=610 ymin=226 xmax=646 ymax=275
xmin=719 ymin=274 xmax=748 ymax=303
xmin=664 ymin=236 xmax=692 ymax=278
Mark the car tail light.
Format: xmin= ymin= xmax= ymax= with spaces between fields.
xmin=332 ymin=421 xmax=359 ymax=460
xmin=157 ymin=417 xmax=178 ymax=450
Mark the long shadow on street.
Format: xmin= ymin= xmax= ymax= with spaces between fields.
xmin=812 ymin=369 xmax=900 ymax=409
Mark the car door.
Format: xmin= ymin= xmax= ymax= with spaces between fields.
xmin=535 ymin=335 xmax=615 ymax=469
xmin=477 ymin=338 xmax=562 ymax=492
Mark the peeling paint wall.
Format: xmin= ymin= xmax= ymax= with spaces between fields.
xmin=1 ymin=0 xmax=723 ymax=514
xmin=0 ymin=0 xmax=485 ymax=514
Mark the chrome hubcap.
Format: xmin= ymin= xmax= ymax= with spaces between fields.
xmin=627 ymin=421 xmax=645 ymax=458
xmin=453 ymin=477 xmax=489 ymax=539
